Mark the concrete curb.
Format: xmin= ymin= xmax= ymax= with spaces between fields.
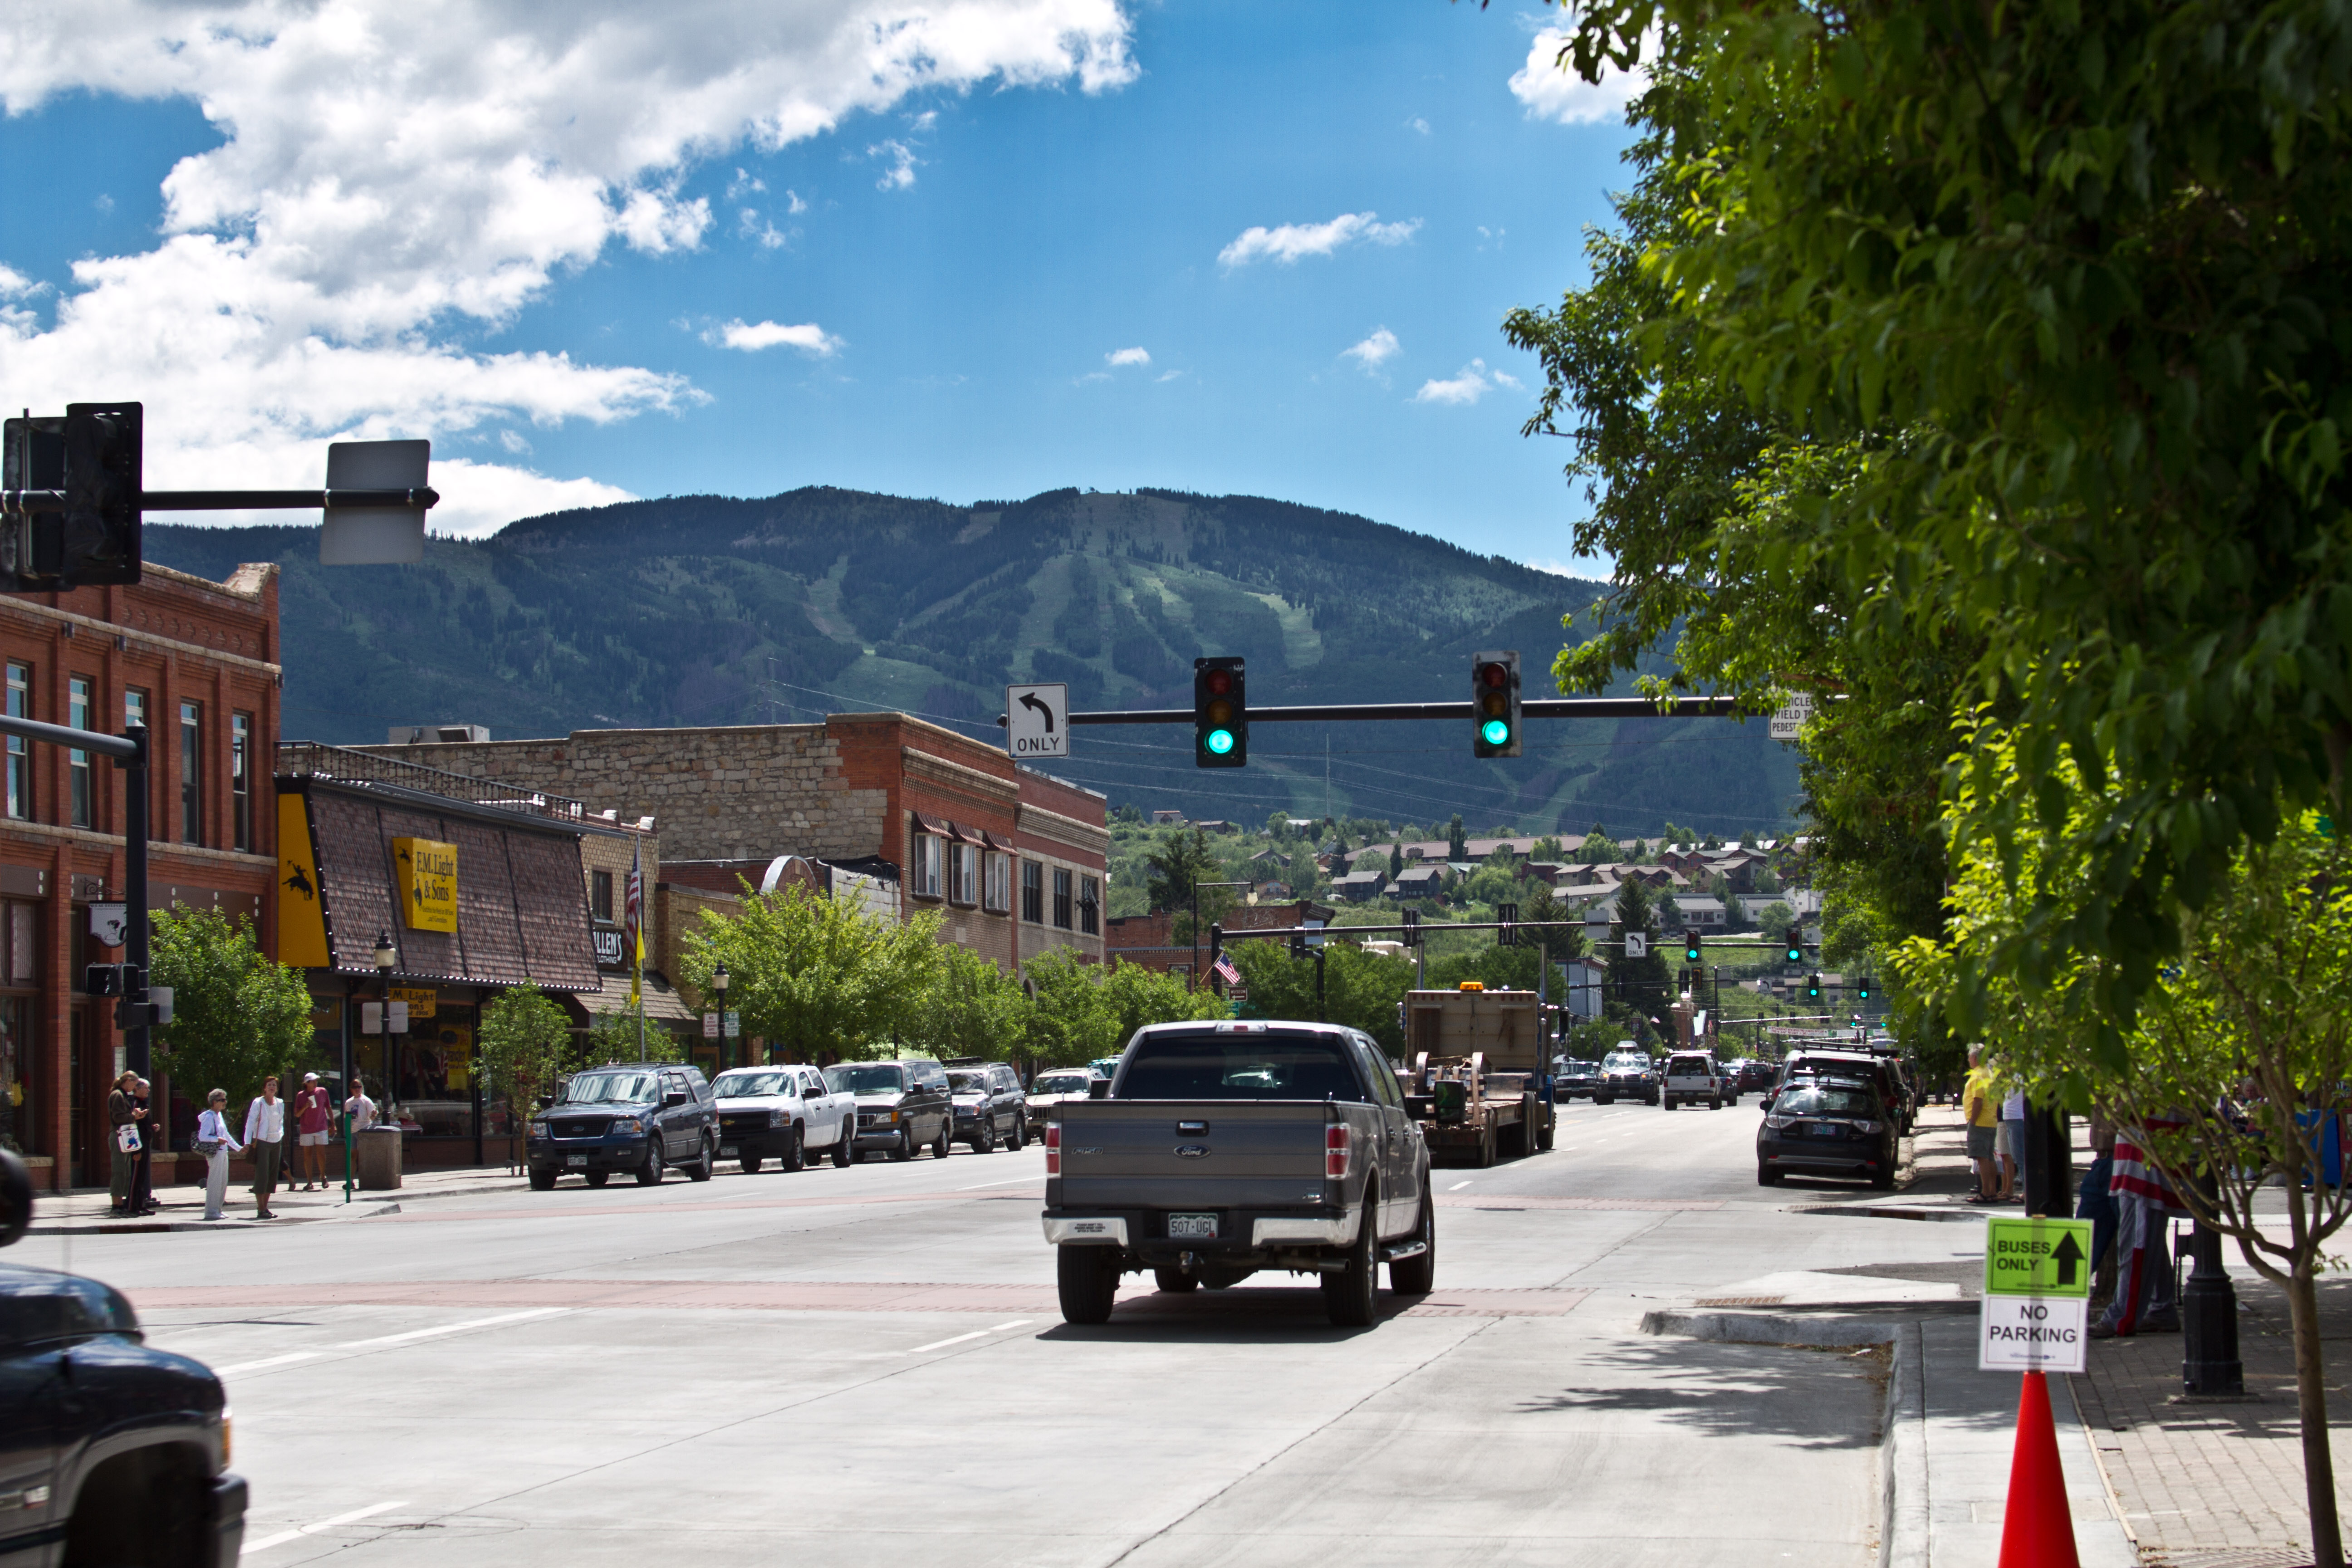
xmin=1641 ymin=1310 xmax=1926 ymax=1568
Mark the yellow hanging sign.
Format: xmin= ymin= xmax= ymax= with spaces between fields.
xmin=393 ymin=837 xmax=459 ymax=933
xmin=390 ymin=985 xmax=439 ymax=1020
xmin=276 ymin=789 xmax=330 ymax=968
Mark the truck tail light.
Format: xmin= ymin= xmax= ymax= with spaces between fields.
xmin=1046 ymin=1121 xmax=1061 ymax=1176
xmin=1325 ymin=1123 xmax=1349 ymax=1179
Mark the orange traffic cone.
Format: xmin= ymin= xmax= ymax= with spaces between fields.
xmin=1998 ymin=1370 xmax=2079 ymax=1568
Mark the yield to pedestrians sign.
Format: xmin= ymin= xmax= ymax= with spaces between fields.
xmin=1980 ymin=1216 xmax=2092 ymax=1373
xmin=1005 ymin=683 xmax=1069 ymax=760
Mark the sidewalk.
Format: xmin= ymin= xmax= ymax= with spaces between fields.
xmin=31 ymin=1161 xmax=528 ymax=1232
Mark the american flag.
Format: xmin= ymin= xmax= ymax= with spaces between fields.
xmin=625 ymin=838 xmax=644 ymax=1007
xmin=1213 ymin=952 xmax=1240 ymax=987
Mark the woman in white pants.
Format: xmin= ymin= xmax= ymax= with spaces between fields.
xmin=195 ymin=1089 xmax=244 ymax=1221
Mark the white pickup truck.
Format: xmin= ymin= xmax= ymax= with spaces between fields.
xmin=711 ymin=1064 xmax=858 ymax=1171
xmin=1661 ymin=1051 xmax=1725 ymax=1111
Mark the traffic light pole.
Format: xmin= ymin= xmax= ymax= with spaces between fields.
xmin=1001 ymin=695 xmax=1749 ymax=728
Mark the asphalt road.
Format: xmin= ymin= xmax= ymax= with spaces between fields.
xmin=23 ymin=1095 xmax=1995 ymax=1567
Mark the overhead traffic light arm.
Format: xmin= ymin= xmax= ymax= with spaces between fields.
xmin=1000 ymin=694 xmax=1751 ymax=727
xmin=2 ymin=487 xmax=442 ymax=512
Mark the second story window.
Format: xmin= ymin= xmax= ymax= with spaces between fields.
xmin=911 ymin=832 xmax=943 ymax=900
xmin=1079 ymin=875 xmax=1101 ymax=936
xmin=231 ymin=712 xmax=253 ymax=852
xmin=591 ymin=869 xmax=614 ymax=921
xmin=950 ymin=842 xmax=979 ymax=906
xmin=1052 ymin=867 xmax=1073 ymax=931
xmin=983 ymin=851 xmax=1010 ymax=914
xmin=4 ymin=664 xmax=28 ymax=821
xmin=1020 ymin=859 xmax=1043 ymax=924
xmin=179 ymin=701 xmax=203 ymax=845
xmin=68 ymin=677 xmax=92 ymax=829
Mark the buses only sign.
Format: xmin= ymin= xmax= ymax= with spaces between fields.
xmin=1980 ymin=1215 xmax=2092 ymax=1373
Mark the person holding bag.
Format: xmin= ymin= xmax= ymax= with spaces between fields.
xmin=195 ymin=1089 xmax=243 ymax=1222
xmin=105 ymin=1069 xmax=142 ymax=1216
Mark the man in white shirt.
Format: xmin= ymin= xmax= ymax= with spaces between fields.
xmin=243 ymin=1075 xmax=285 ymax=1220
xmin=346 ymin=1079 xmax=378 ymax=1133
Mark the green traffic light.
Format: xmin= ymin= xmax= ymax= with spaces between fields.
xmin=1480 ymin=719 xmax=1511 ymax=746
xmin=1205 ymin=728 xmax=1235 ymax=756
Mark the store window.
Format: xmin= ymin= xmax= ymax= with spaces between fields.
xmin=591 ymin=869 xmax=614 ymax=921
xmin=1053 ymin=867 xmax=1073 ymax=931
xmin=1079 ymin=875 xmax=1101 ymax=936
xmin=949 ymin=842 xmax=979 ymax=906
xmin=179 ymin=701 xmax=203 ymax=845
xmin=0 ymin=995 xmax=29 ymax=1156
xmin=68 ymin=676 xmax=93 ymax=829
xmin=231 ymin=712 xmax=253 ymax=852
xmin=4 ymin=663 xmax=28 ymax=821
xmin=911 ymin=832 xmax=944 ymax=900
xmin=1020 ymin=859 xmax=1043 ymax=924
xmin=983 ymin=851 xmax=1011 ymax=915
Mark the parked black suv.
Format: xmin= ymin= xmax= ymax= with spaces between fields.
xmin=0 ymin=1149 xmax=249 ymax=1566
xmin=829 ymin=1058 xmax=954 ymax=1160
xmin=948 ymin=1063 xmax=1028 ymax=1152
xmin=527 ymin=1063 xmax=718 ymax=1188
xmin=1757 ymin=1080 xmax=1899 ymax=1188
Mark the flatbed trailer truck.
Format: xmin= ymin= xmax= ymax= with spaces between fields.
xmin=1399 ymin=985 xmax=1556 ymax=1166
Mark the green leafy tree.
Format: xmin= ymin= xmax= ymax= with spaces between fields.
xmin=580 ymin=1006 xmax=683 ymax=1067
xmin=1756 ymin=902 xmax=1798 ymax=945
xmin=1146 ymin=827 xmax=1233 ymax=933
xmin=1610 ymin=877 xmax=1671 ymax=1023
xmin=479 ymin=981 xmax=571 ymax=1169
xmin=1446 ymin=815 xmax=1468 ymax=860
xmin=1230 ymin=940 xmax=1414 ymax=1054
xmin=1096 ymin=961 xmax=1220 ymax=1053
xmin=1388 ymin=842 xmax=1405 ymax=879
xmin=678 ymin=882 xmax=943 ymax=1062
xmin=150 ymin=907 xmax=315 ymax=1112
xmin=908 ymin=944 xmax=1030 ymax=1063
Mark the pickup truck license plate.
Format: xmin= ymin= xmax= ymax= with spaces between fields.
xmin=719 ymin=1144 xmax=737 ymax=1156
xmin=1168 ymin=1213 xmax=1218 ymax=1240
xmin=565 ymin=1154 xmax=587 ymax=1167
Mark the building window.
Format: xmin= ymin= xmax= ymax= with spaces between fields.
xmin=911 ymin=833 xmax=944 ymax=900
xmin=1079 ymin=875 xmax=1101 ymax=936
xmin=4 ymin=664 xmax=27 ymax=821
xmin=591 ymin=870 xmax=614 ymax=921
xmin=983 ymin=851 xmax=1011 ymax=915
xmin=68 ymin=677 xmax=93 ymax=829
xmin=946 ymin=841 xmax=978 ymax=906
xmin=1020 ymin=859 xmax=1043 ymax=924
xmin=1053 ymin=867 xmax=1073 ymax=931
xmin=230 ymin=711 xmax=253 ymax=852
xmin=179 ymin=701 xmax=203 ymax=845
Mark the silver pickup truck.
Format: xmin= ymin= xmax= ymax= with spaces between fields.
xmin=1042 ymin=1019 xmax=1434 ymax=1327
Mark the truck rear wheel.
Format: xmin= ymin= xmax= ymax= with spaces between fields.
xmin=1058 ymin=1246 xmax=1120 ymax=1324
xmin=1388 ymin=1190 xmax=1436 ymax=1295
xmin=1536 ymin=1108 xmax=1555 ymax=1152
xmin=1476 ymin=1126 xmax=1497 ymax=1168
xmin=1323 ymin=1193 xmax=1380 ymax=1327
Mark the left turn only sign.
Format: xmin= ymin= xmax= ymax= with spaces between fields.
xmin=1006 ymin=683 xmax=1069 ymax=760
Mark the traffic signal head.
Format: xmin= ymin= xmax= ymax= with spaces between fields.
xmin=1806 ymin=971 xmax=1823 ymax=1000
xmin=1193 ymin=657 xmax=1247 ymax=768
xmin=1471 ymin=649 xmax=1522 ymax=758
xmin=1684 ymin=931 xmax=1703 ymax=964
xmin=1856 ymin=977 xmax=1872 ymax=1000
xmin=1785 ymin=937 xmax=1804 ymax=964
xmin=4 ymin=402 xmax=144 ymax=591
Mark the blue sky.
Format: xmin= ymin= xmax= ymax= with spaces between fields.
xmin=0 ymin=1 xmax=1641 ymax=568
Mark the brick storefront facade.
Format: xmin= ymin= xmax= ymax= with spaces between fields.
xmin=0 ymin=564 xmax=282 ymax=1190
xmin=366 ymin=715 xmax=1107 ymax=970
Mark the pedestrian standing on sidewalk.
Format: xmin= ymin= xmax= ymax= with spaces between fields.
xmin=1994 ymin=1078 xmax=2029 ymax=1202
xmin=346 ymin=1076 xmax=377 ymax=1133
xmin=195 ymin=1089 xmax=242 ymax=1222
xmin=105 ymin=1068 xmax=143 ymax=1216
xmin=2078 ymin=1106 xmax=2119 ymax=1313
xmin=128 ymin=1077 xmax=157 ymax=1215
xmin=293 ymin=1072 xmax=332 ymax=1190
xmin=243 ymin=1075 xmax=284 ymax=1220
xmin=2091 ymin=1111 xmax=2185 ymax=1338
xmin=1962 ymin=1049 xmax=2000 ymax=1201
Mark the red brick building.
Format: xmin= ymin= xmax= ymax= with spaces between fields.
xmin=0 ymin=564 xmax=282 ymax=1191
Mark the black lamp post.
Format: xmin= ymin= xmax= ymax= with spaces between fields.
xmin=351 ymin=930 xmax=394 ymax=1202
xmin=711 ymin=964 xmax=730 ymax=1068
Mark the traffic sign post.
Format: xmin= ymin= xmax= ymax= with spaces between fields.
xmin=1004 ymin=683 xmax=1069 ymax=760
xmin=1980 ymin=1215 xmax=2092 ymax=1374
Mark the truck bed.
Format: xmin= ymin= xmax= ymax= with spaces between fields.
xmin=1052 ymin=1099 xmax=1333 ymax=1211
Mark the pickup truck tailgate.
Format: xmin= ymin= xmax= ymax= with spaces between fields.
xmin=1056 ymin=1101 xmax=1329 ymax=1210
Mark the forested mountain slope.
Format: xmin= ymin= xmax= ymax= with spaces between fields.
xmin=147 ymin=486 xmax=1798 ymax=836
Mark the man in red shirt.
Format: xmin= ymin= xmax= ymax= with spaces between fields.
xmin=293 ymin=1071 xmax=334 ymax=1191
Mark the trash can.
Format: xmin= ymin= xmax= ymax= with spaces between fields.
xmin=356 ymin=1125 xmax=403 ymax=1191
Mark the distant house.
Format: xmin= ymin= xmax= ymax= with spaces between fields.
xmin=1390 ymin=866 xmax=1445 ymax=899
xmin=1193 ymin=819 xmax=1234 ymax=833
xmin=1248 ymin=848 xmax=1290 ymax=868
xmin=1332 ymin=869 xmax=1387 ymax=903
xmin=1256 ymin=882 xmax=1293 ymax=901
xmin=1151 ymin=809 xmax=1187 ymax=826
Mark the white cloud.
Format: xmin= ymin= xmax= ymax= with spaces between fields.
xmin=1509 ymin=24 xmax=1651 ymax=126
xmin=738 ymin=208 xmax=796 ymax=248
xmin=870 ymin=139 xmax=920 ymax=189
xmin=1412 ymin=359 xmax=1522 ymax=407
xmin=1341 ymin=327 xmax=1399 ymax=372
xmin=1105 ymin=346 xmax=1150 ymax=367
xmin=1217 ymin=211 xmax=1422 ymax=268
xmin=708 ymin=318 xmax=843 ymax=355
xmin=0 ymin=0 xmax=1137 ymax=532
xmin=1405 ymin=116 xmax=1430 ymax=136
xmin=727 ymin=168 xmax=767 ymax=199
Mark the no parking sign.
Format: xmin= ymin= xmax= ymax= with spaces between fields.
xmin=1979 ymin=1215 xmax=2092 ymax=1373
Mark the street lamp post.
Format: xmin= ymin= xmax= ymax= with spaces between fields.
xmin=711 ymin=964 xmax=730 ymax=1069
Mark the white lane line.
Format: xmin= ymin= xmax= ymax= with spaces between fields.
xmin=1447 ymin=1180 xmax=1473 ymax=1191
xmin=211 ymin=1350 xmax=322 ymax=1376
xmin=345 ymin=1307 xmax=570 ymax=1348
xmin=241 ymin=1499 xmax=409 ymax=1554
xmin=956 ymin=1176 xmax=1039 ymax=1190
xmin=988 ymin=1320 xmax=1032 ymax=1333
xmin=908 ymin=1329 xmax=990 ymax=1353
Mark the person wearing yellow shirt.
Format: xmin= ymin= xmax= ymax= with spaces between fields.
xmin=1961 ymin=1047 xmax=2001 ymax=1202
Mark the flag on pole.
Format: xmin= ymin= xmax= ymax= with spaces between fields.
xmin=1212 ymin=952 xmax=1240 ymax=987
xmin=625 ymin=838 xmax=644 ymax=1010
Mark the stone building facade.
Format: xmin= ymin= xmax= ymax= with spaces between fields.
xmin=366 ymin=714 xmax=1107 ymax=970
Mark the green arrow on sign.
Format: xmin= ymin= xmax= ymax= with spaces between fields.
xmin=1984 ymin=1216 xmax=2095 ymax=1298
